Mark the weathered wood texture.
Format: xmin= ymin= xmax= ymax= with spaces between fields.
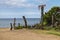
xmin=23 ymin=16 xmax=27 ymax=28
xmin=13 ymin=18 xmax=16 ymax=29
xmin=10 ymin=23 xmax=13 ymax=30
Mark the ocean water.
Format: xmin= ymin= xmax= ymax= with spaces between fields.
xmin=0 ymin=18 xmax=40 ymax=28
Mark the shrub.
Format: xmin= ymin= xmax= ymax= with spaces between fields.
xmin=15 ymin=26 xmax=23 ymax=29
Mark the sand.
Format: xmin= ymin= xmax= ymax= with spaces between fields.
xmin=0 ymin=28 xmax=60 ymax=40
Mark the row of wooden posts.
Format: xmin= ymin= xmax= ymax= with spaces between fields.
xmin=10 ymin=5 xmax=46 ymax=30
xmin=10 ymin=16 xmax=27 ymax=30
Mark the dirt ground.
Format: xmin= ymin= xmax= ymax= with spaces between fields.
xmin=0 ymin=28 xmax=60 ymax=40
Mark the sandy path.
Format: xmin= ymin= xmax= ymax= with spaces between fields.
xmin=0 ymin=28 xmax=60 ymax=40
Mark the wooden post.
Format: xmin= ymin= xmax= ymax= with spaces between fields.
xmin=38 ymin=5 xmax=46 ymax=29
xmin=10 ymin=23 xmax=13 ymax=30
xmin=23 ymin=16 xmax=27 ymax=28
xmin=41 ymin=6 xmax=44 ymax=29
xmin=18 ymin=23 xmax=20 ymax=27
xmin=13 ymin=18 xmax=16 ymax=29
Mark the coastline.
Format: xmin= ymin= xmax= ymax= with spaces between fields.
xmin=0 ymin=28 xmax=10 ymax=31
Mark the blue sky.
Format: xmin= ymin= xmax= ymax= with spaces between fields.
xmin=0 ymin=0 xmax=60 ymax=18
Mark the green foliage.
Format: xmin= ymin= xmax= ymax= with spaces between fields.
xmin=33 ymin=24 xmax=41 ymax=29
xmin=43 ymin=6 xmax=60 ymax=25
xmin=47 ymin=30 xmax=60 ymax=36
xmin=15 ymin=25 xmax=23 ymax=29
xmin=27 ymin=25 xmax=32 ymax=29
xmin=31 ymin=29 xmax=60 ymax=36
xmin=55 ymin=26 xmax=60 ymax=31
xmin=43 ymin=26 xmax=52 ymax=30
xmin=15 ymin=26 xmax=23 ymax=29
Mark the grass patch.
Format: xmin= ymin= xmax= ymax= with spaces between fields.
xmin=15 ymin=26 xmax=23 ymax=29
xmin=31 ymin=29 xmax=60 ymax=36
xmin=47 ymin=30 xmax=60 ymax=36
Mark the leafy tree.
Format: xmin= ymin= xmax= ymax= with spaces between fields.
xmin=43 ymin=6 xmax=60 ymax=26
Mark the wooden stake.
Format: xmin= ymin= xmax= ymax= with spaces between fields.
xmin=10 ymin=23 xmax=13 ymax=30
xmin=23 ymin=16 xmax=27 ymax=28
xmin=13 ymin=18 xmax=16 ymax=29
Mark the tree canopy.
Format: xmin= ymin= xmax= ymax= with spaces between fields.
xmin=43 ymin=6 xmax=60 ymax=26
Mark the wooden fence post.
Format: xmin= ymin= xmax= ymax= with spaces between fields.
xmin=13 ymin=18 xmax=16 ymax=29
xmin=23 ymin=16 xmax=27 ymax=28
xmin=18 ymin=23 xmax=20 ymax=27
xmin=10 ymin=23 xmax=13 ymax=30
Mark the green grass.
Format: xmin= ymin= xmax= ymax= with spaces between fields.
xmin=47 ymin=30 xmax=60 ymax=36
xmin=15 ymin=26 xmax=23 ymax=29
xmin=31 ymin=29 xmax=60 ymax=36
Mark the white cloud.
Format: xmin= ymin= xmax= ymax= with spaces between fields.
xmin=0 ymin=0 xmax=27 ymax=4
xmin=34 ymin=0 xmax=49 ymax=5
xmin=35 ymin=0 xmax=49 ymax=3
xmin=0 ymin=0 xmax=37 ymax=8
xmin=0 ymin=0 xmax=49 ymax=8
